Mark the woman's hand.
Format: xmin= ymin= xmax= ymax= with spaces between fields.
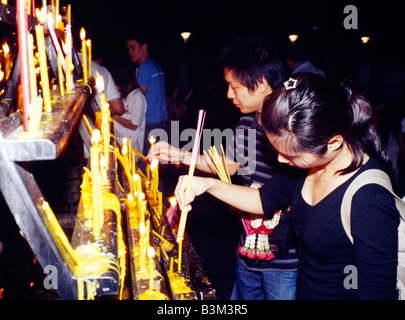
xmin=174 ymin=175 xmax=213 ymax=211
xmin=148 ymin=141 xmax=181 ymax=164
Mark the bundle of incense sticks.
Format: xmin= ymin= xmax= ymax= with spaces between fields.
xmin=203 ymin=145 xmax=231 ymax=184
xmin=176 ymin=109 xmax=206 ymax=272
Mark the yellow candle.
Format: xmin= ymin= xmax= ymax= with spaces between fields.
xmin=28 ymin=33 xmax=37 ymax=100
xmin=57 ymin=52 xmax=64 ymax=96
xmin=65 ymin=55 xmax=73 ymax=92
xmin=147 ymin=247 xmax=155 ymax=289
xmin=101 ymin=102 xmax=110 ymax=164
xmin=35 ymin=25 xmax=52 ymax=113
xmin=90 ymin=129 xmax=101 ymax=172
xmin=149 ymin=135 xmax=156 ymax=158
xmin=169 ymin=256 xmax=174 ymax=274
xmin=66 ymin=4 xmax=71 ymax=25
xmin=177 ymin=240 xmax=182 ymax=273
xmin=139 ymin=221 xmax=146 ymax=270
xmin=90 ymin=130 xmax=103 ymax=238
xmin=80 ymin=28 xmax=87 ymax=83
xmin=133 ymin=174 xmax=142 ymax=193
xmin=138 ymin=192 xmax=145 ymax=219
xmin=150 ymin=158 xmax=159 ymax=200
xmin=132 ymin=150 xmax=136 ymax=174
xmin=86 ymin=39 xmax=92 ymax=76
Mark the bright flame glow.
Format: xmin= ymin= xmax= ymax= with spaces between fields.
xmin=147 ymin=247 xmax=155 ymax=259
xmin=2 ymin=43 xmax=9 ymax=55
xmin=80 ymin=28 xmax=86 ymax=41
xmin=139 ymin=221 xmax=145 ymax=236
xmin=288 ymin=34 xmax=299 ymax=44
xmin=169 ymin=196 xmax=177 ymax=207
xmin=361 ymin=36 xmax=370 ymax=44
xmin=150 ymin=158 xmax=159 ymax=170
xmin=95 ymin=73 xmax=104 ymax=92
xmin=149 ymin=135 xmax=156 ymax=144
xmin=91 ymin=129 xmax=101 ymax=144
xmin=181 ymin=32 xmax=191 ymax=43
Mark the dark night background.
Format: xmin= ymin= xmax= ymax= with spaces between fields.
xmin=67 ymin=0 xmax=405 ymax=107
xmin=1 ymin=0 xmax=405 ymax=302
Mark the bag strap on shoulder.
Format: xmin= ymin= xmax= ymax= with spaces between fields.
xmin=341 ymin=169 xmax=405 ymax=244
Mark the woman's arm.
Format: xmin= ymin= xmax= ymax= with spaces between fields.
xmin=113 ymin=114 xmax=138 ymax=130
xmin=174 ymin=175 xmax=264 ymax=214
xmin=150 ymin=141 xmax=240 ymax=175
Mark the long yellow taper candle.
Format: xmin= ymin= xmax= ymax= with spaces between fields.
xmin=80 ymin=28 xmax=87 ymax=83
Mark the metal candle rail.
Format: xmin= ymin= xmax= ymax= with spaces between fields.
xmin=0 ymin=84 xmax=92 ymax=300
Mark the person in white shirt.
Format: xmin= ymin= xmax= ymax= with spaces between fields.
xmin=113 ymin=65 xmax=147 ymax=154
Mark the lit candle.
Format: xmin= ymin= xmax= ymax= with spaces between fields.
xmin=57 ymin=52 xmax=64 ymax=96
xmin=147 ymin=247 xmax=155 ymax=289
xmin=138 ymin=192 xmax=145 ymax=219
xmin=86 ymin=39 xmax=91 ymax=76
xmin=80 ymin=28 xmax=87 ymax=83
xmin=2 ymin=43 xmax=10 ymax=80
xmin=149 ymin=135 xmax=156 ymax=157
xmin=17 ymin=0 xmax=31 ymax=131
xmin=150 ymin=158 xmax=159 ymax=200
xmin=133 ymin=174 xmax=142 ymax=193
xmin=35 ymin=24 xmax=52 ymax=113
xmin=122 ymin=137 xmax=128 ymax=165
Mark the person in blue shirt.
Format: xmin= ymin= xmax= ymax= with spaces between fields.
xmin=126 ymin=32 xmax=168 ymax=154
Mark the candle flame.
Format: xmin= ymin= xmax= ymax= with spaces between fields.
xmin=2 ymin=43 xmax=9 ymax=55
xmin=147 ymin=247 xmax=155 ymax=259
xmin=100 ymin=154 xmax=106 ymax=169
xmin=86 ymin=39 xmax=91 ymax=47
xmin=80 ymin=28 xmax=86 ymax=41
xmin=122 ymin=143 xmax=127 ymax=156
xmin=288 ymin=34 xmax=299 ymax=44
xmin=95 ymin=73 xmax=104 ymax=93
xmin=139 ymin=192 xmax=145 ymax=201
xmin=149 ymin=135 xmax=156 ymax=144
xmin=169 ymin=196 xmax=177 ymax=207
xmin=150 ymin=158 xmax=159 ymax=170
xmin=36 ymin=7 xmax=46 ymax=24
xmin=91 ymin=129 xmax=101 ymax=144
xmin=127 ymin=194 xmax=134 ymax=201
xmin=46 ymin=12 xmax=54 ymax=27
xmin=140 ymin=220 xmax=145 ymax=235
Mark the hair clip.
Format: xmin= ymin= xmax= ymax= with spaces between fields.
xmin=283 ymin=78 xmax=298 ymax=90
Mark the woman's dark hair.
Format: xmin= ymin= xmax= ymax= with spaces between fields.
xmin=261 ymin=73 xmax=391 ymax=174
xmin=116 ymin=64 xmax=139 ymax=100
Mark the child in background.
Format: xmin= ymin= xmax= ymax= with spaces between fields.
xmin=113 ymin=65 xmax=147 ymax=154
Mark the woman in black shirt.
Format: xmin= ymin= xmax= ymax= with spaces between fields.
xmin=175 ymin=74 xmax=400 ymax=299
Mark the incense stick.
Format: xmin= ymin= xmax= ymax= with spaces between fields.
xmin=176 ymin=109 xmax=206 ymax=273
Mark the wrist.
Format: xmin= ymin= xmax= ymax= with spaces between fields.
xmin=177 ymin=148 xmax=188 ymax=165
